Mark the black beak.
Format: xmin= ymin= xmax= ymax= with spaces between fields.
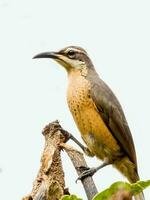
xmin=33 ymin=52 xmax=58 ymax=59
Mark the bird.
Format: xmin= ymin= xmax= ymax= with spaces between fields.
xmin=33 ymin=46 xmax=144 ymax=200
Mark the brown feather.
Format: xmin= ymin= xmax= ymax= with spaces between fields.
xmin=86 ymin=68 xmax=137 ymax=169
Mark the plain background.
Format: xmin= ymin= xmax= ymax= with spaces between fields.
xmin=0 ymin=0 xmax=150 ymax=199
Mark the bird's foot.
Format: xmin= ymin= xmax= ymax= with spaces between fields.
xmin=76 ymin=167 xmax=97 ymax=182
xmin=61 ymin=131 xmax=92 ymax=156
xmin=76 ymin=161 xmax=110 ymax=182
xmin=58 ymin=128 xmax=72 ymax=141
xmin=54 ymin=127 xmax=93 ymax=157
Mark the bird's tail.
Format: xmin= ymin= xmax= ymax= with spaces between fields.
xmin=114 ymin=156 xmax=145 ymax=200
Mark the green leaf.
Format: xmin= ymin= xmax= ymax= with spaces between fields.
xmin=93 ymin=180 xmax=150 ymax=200
xmin=60 ymin=194 xmax=83 ymax=200
xmin=131 ymin=180 xmax=150 ymax=195
xmin=93 ymin=181 xmax=130 ymax=200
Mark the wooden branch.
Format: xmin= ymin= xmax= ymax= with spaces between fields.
xmin=22 ymin=120 xmax=67 ymax=200
xmin=61 ymin=143 xmax=98 ymax=200
xmin=22 ymin=120 xmax=98 ymax=200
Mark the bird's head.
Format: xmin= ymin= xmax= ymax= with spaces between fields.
xmin=33 ymin=46 xmax=94 ymax=74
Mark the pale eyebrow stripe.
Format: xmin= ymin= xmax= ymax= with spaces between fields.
xmin=66 ymin=47 xmax=88 ymax=55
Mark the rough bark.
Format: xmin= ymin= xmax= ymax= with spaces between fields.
xmin=22 ymin=121 xmax=66 ymax=200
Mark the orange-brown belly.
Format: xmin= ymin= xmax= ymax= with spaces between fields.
xmin=67 ymin=72 xmax=120 ymax=161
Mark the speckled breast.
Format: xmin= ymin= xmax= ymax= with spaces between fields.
xmin=67 ymin=71 xmax=120 ymax=160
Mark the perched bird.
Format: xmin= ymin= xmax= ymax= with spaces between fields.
xmin=33 ymin=46 xmax=144 ymax=200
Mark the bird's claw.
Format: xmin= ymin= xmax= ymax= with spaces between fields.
xmin=76 ymin=167 xmax=96 ymax=183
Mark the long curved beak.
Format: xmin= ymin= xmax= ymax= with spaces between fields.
xmin=33 ymin=51 xmax=71 ymax=71
xmin=33 ymin=52 xmax=59 ymax=59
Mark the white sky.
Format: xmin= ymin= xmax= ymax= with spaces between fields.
xmin=0 ymin=0 xmax=150 ymax=199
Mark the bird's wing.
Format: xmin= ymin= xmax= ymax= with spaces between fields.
xmin=90 ymin=77 xmax=137 ymax=167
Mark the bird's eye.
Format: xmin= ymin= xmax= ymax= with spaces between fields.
xmin=67 ymin=50 xmax=75 ymax=58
